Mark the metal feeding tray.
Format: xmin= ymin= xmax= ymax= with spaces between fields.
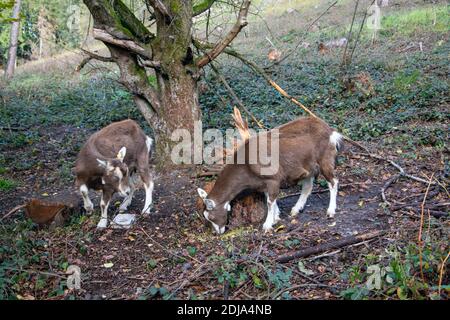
xmin=111 ymin=213 xmax=137 ymax=229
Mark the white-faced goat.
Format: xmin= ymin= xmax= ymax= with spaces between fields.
xmin=198 ymin=117 xmax=342 ymax=234
xmin=74 ymin=119 xmax=154 ymax=229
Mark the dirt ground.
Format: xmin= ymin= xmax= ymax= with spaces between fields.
xmin=1 ymin=121 xmax=448 ymax=299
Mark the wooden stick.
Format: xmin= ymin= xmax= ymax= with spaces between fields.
xmin=210 ymin=63 xmax=266 ymax=129
xmin=276 ymin=230 xmax=385 ymax=263
xmin=197 ymin=0 xmax=251 ymax=68
xmin=92 ymin=28 xmax=152 ymax=60
xmin=1 ymin=204 xmax=26 ymax=222
xmin=418 ymin=173 xmax=435 ymax=282
xmin=438 ymin=251 xmax=450 ymax=296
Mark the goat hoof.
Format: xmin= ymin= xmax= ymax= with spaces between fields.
xmin=85 ymin=207 xmax=94 ymax=216
xmin=263 ymin=225 xmax=273 ymax=234
xmin=327 ymin=210 xmax=336 ymax=219
xmin=290 ymin=209 xmax=299 ymax=217
xmin=96 ymin=218 xmax=108 ymax=229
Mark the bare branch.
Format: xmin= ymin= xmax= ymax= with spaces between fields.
xmin=147 ymin=0 xmax=171 ymax=19
xmin=195 ymin=40 xmax=317 ymax=117
xmin=83 ymin=0 xmax=154 ymax=43
xmin=137 ymin=56 xmax=161 ymax=69
xmin=197 ymin=0 xmax=251 ymax=68
xmin=210 ymin=62 xmax=265 ymax=129
xmin=265 ymin=0 xmax=338 ymax=68
xmin=76 ymin=49 xmax=114 ymax=72
xmin=93 ymin=28 xmax=152 ymax=59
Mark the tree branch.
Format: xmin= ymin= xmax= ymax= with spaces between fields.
xmin=147 ymin=0 xmax=171 ymax=20
xmin=108 ymin=46 xmax=161 ymax=114
xmin=197 ymin=0 xmax=251 ymax=68
xmin=93 ymin=28 xmax=152 ymax=59
xmin=76 ymin=49 xmax=114 ymax=72
xmin=195 ymin=39 xmax=317 ymax=117
xmin=137 ymin=56 xmax=161 ymax=69
xmin=193 ymin=0 xmax=217 ymax=17
xmin=83 ymin=0 xmax=154 ymax=43
xmin=210 ymin=62 xmax=265 ymax=129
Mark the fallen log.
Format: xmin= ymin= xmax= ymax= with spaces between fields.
xmin=276 ymin=229 xmax=386 ymax=263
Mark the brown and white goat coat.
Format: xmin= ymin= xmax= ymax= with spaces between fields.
xmin=198 ymin=117 xmax=342 ymax=234
xmin=74 ymin=120 xmax=154 ymax=229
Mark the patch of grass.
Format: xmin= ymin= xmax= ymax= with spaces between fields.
xmin=0 ymin=178 xmax=17 ymax=191
xmin=381 ymin=6 xmax=449 ymax=36
xmin=0 ymin=71 xmax=150 ymax=144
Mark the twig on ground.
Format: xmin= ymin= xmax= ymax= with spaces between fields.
xmin=1 ymin=204 xmax=26 ymax=222
xmin=139 ymin=227 xmax=202 ymax=264
xmin=0 ymin=126 xmax=26 ymax=131
xmin=276 ymin=230 xmax=386 ymax=263
xmin=272 ymin=283 xmax=334 ymax=299
xmin=381 ymin=174 xmax=400 ymax=206
xmin=3 ymin=267 xmax=67 ymax=279
xmin=308 ymin=249 xmax=341 ymax=261
xmin=353 ymin=152 xmax=434 ymax=185
xmin=418 ymin=173 xmax=435 ymax=282
xmin=279 ymin=182 xmax=377 ymax=201
xmin=167 ymin=264 xmax=210 ymax=299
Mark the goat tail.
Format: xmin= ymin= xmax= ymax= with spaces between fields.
xmin=146 ymin=136 xmax=153 ymax=154
xmin=329 ymin=131 xmax=343 ymax=152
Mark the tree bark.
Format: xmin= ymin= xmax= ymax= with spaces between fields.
xmin=82 ymin=0 xmax=249 ymax=167
xmin=152 ymin=0 xmax=201 ymax=160
xmin=5 ymin=0 xmax=22 ymax=80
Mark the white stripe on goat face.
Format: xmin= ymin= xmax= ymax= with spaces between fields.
xmin=203 ymin=211 xmax=225 ymax=235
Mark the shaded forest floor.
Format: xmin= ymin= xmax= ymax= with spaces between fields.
xmin=0 ymin=0 xmax=449 ymax=300
xmin=0 ymin=127 xmax=448 ymax=299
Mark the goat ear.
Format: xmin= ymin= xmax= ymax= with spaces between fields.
xmin=97 ymin=159 xmax=108 ymax=169
xmin=117 ymin=147 xmax=127 ymax=162
xmin=197 ymin=188 xmax=208 ymax=200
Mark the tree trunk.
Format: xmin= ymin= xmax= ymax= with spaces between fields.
xmin=107 ymin=0 xmax=200 ymax=167
xmin=5 ymin=0 xmax=22 ymax=80
xmin=152 ymin=0 xmax=201 ymax=164
xmin=81 ymin=0 xmax=249 ymax=167
xmin=154 ymin=69 xmax=201 ymax=165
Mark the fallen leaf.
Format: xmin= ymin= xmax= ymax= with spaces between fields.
xmin=298 ymin=261 xmax=315 ymax=275
xmin=103 ymin=262 xmax=114 ymax=268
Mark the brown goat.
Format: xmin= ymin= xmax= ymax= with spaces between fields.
xmin=197 ymin=117 xmax=342 ymax=234
xmin=74 ymin=119 xmax=154 ymax=229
